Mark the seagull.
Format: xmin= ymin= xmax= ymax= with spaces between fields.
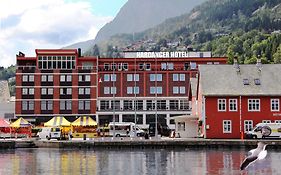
xmin=240 ymin=142 xmax=267 ymax=170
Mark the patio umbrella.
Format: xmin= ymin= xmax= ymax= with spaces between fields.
xmin=72 ymin=116 xmax=97 ymax=126
xmin=44 ymin=116 xmax=71 ymax=127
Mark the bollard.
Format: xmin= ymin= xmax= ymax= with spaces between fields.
xmin=83 ymin=134 xmax=86 ymax=140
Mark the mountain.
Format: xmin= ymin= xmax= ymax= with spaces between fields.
xmin=100 ymin=0 xmax=281 ymax=63
xmin=65 ymin=0 xmax=206 ymax=52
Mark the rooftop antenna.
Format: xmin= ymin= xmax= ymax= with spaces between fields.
xmin=233 ymin=57 xmax=240 ymax=72
xmin=256 ymin=55 xmax=262 ymax=72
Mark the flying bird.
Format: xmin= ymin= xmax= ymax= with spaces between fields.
xmin=240 ymin=142 xmax=267 ymax=170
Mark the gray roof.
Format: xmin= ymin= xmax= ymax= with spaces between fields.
xmin=199 ymin=64 xmax=281 ymax=96
xmin=0 ymin=81 xmax=10 ymax=102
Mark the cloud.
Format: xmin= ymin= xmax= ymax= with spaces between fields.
xmin=0 ymin=0 xmax=113 ymax=67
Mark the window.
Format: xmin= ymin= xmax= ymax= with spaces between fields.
xmin=66 ymin=75 xmax=72 ymax=82
xmin=104 ymin=63 xmax=110 ymax=70
xmin=244 ymin=120 xmax=253 ymax=132
xmin=79 ymin=75 xmax=91 ymax=82
xmin=229 ymin=99 xmax=237 ymax=111
xmin=104 ymin=87 xmax=110 ymax=94
xmin=145 ymin=63 xmax=151 ymax=70
xmin=100 ymin=100 xmax=110 ymax=110
xmin=190 ymin=62 xmax=197 ymax=70
xmin=22 ymin=75 xmax=28 ymax=82
xmin=127 ymin=87 xmax=133 ymax=94
xmin=41 ymin=75 xmax=47 ymax=82
xmin=41 ymin=88 xmax=53 ymax=95
xmin=173 ymin=74 xmax=179 ymax=81
xmin=167 ymin=63 xmax=174 ymax=70
xmin=60 ymin=100 xmax=72 ymax=110
xmin=41 ymin=101 xmax=53 ymax=110
xmin=271 ymin=99 xmax=279 ymax=111
xmin=22 ymin=88 xmax=28 ymax=95
xmin=127 ymin=74 xmax=139 ymax=82
xmin=139 ymin=63 xmax=144 ymax=70
xmin=262 ymin=120 xmax=271 ymax=123
xmin=150 ymin=87 xmax=162 ymax=94
xmin=124 ymin=100 xmax=133 ymax=110
xmin=218 ymin=99 xmax=226 ymax=111
xmin=150 ymin=74 xmax=162 ymax=81
xmin=248 ymin=99 xmax=260 ymax=111
xmin=111 ymin=74 xmax=116 ymax=81
xmin=60 ymin=75 xmax=71 ymax=82
xmin=179 ymin=87 xmax=185 ymax=94
xmin=60 ymin=88 xmax=72 ymax=95
xmin=111 ymin=87 xmax=116 ymax=94
xmin=123 ymin=63 xmax=128 ymax=70
xmin=254 ymin=79 xmax=261 ymax=85
xmin=60 ymin=75 xmax=65 ymax=82
xmin=22 ymin=75 xmax=34 ymax=82
xmin=22 ymin=101 xmax=34 ymax=110
xmin=78 ymin=88 xmax=90 ymax=95
xmin=127 ymin=74 xmax=133 ymax=81
xmin=178 ymin=122 xmax=185 ymax=131
xmin=161 ymin=63 xmax=167 ymax=70
xmin=78 ymin=100 xmax=90 ymax=110
xmin=111 ymin=63 xmax=117 ymax=70
xmin=173 ymin=87 xmax=179 ymax=94
xmin=179 ymin=74 xmax=185 ymax=81
xmin=104 ymin=74 xmax=110 ymax=82
xmin=243 ymin=79 xmax=249 ymax=85
xmin=223 ymin=120 xmax=231 ymax=133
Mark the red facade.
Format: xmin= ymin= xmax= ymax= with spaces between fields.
xmin=16 ymin=49 xmax=227 ymax=127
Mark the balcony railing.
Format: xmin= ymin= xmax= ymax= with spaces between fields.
xmin=17 ymin=66 xmax=36 ymax=71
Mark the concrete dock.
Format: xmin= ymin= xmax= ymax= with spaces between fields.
xmin=1 ymin=138 xmax=281 ymax=149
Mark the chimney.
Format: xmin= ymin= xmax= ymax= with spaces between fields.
xmin=233 ymin=57 xmax=240 ymax=72
xmin=256 ymin=57 xmax=262 ymax=72
xmin=78 ymin=48 xmax=82 ymax=57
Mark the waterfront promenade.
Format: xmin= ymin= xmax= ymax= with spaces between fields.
xmin=1 ymin=137 xmax=281 ymax=149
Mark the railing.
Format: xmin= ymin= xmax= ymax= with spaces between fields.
xmin=97 ymin=108 xmax=192 ymax=112
xmin=16 ymin=66 xmax=36 ymax=71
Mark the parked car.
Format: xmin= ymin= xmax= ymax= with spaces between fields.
xmin=245 ymin=123 xmax=281 ymax=139
xmin=148 ymin=122 xmax=171 ymax=137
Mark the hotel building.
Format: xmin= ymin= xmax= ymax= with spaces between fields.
xmin=16 ymin=49 xmax=227 ymax=128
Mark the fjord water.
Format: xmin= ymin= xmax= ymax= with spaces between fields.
xmin=0 ymin=148 xmax=280 ymax=175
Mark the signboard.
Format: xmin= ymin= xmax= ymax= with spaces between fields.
xmin=123 ymin=52 xmax=212 ymax=58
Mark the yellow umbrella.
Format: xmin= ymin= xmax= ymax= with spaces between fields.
xmin=10 ymin=117 xmax=32 ymax=127
xmin=72 ymin=116 xmax=97 ymax=126
xmin=44 ymin=116 xmax=71 ymax=127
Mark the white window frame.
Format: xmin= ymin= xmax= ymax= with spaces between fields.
xmin=127 ymin=74 xmax=133 ymax=82
xmin=22 ymin=75 xmax=28 ymax=82
xmin=127 ymin=87 xmax=133 ymax=94
xmin=218 ymin=99 xmax=226 ymax=111
xmin=229 ymin=99 xmax=237 ymax=111
xmin=173 ymin=74 xmax=179 ymax=81
xmin=104 ymin=74 xmax=110 ymax=82
xmin=244 ymin=120 xmax=253 ymax=132
xmin=104 ymin=87 xmax=110 ymax=94
xmin=111 ymin=74 xmax=117 ymax=82
xmin=275 ymin=120 xmax=281 ymax=124
xmin=179 ymin=74 xmax=185 ymax=81
xmin=22 ymin=88 xmax=28 ymax=95
xmin=248 ymin=99 xmax=260 ymax=111
xmin=271 ymin=99 xmax=279 ymax=111
xmin=111 ymin=87 xmax=116 ymax=94
xmin=262 ymin=120 xmax=271 ymax=123
xmin=223 ymin=120 xmax=232 ymax=133
xmin=173 ymin=87 xmax=179 ymax=94
xmin=179 ymin=86 xmax=185 ymax=94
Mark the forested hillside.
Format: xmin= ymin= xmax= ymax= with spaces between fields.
xmin=88 ymin=0 xmax=281 ymax=64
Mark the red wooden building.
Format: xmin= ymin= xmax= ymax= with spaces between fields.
xmin=197 ymin=61 xmax=281 ymax=139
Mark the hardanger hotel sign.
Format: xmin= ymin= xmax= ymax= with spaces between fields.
xmin=123 ymin=52 xmax=212 ymax=58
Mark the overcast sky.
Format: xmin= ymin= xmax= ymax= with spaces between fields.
xmin=0 ymin=0 xmax=127 ymax=67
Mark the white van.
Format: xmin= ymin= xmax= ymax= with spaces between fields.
xmin=109 ymin=122 xmax=145 ymax=137
xmin=246 ymin=123 xmax=281 ymax=139
xmin=37 ymin=127 xmax=61 ymax=140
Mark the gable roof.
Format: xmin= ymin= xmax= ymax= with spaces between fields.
xmin=199 ymin=64 xmax=281 ymax=96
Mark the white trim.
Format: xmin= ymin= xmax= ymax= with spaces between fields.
xmin=218 ymin=99 xmax=226 ymax=111
xmin=17 ymin=72 xmax=97 ymax=75
xmin=271 ymin=98 xmax=280 ymax=112
xmin=262 ymin=120 xmax=271 ymax=123
xmin=248 ymin=99 xmax=260 ymax=112
xmin=244 ymin=120 xmax=253 ymax=132
xmin=16 ymin=86 xmax=97 ymax=88
xmin=229 ymin=99 xmax=237 ymax=111
xmin=16 ymin=99 xmax=97 ymax=101
xmin=223 ymin=120 xmax=232 ymax=133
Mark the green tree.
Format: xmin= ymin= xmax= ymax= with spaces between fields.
xmin=92 ymin=44 xmax=100 ymax=57
xmin=273 ymin=44 xmax=281 ymax=63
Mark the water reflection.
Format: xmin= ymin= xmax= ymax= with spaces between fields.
xmin=0 ymin=148 xmax=280 ymax=175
